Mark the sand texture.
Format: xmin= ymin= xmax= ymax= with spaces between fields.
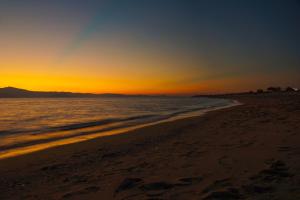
xmin=0 ymin=93 xmax=299 ymax=199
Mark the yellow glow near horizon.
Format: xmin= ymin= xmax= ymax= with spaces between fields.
xmin=1 ymin=1 xmax=300 ymax=95
xmin=1 ymin=32 xmax=215 ymax=94
xmin=1 ymin=23 xmax=298 ymax=95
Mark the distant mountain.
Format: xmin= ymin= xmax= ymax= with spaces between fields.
xmin=0 ymin=87 xmax=138 ymax=98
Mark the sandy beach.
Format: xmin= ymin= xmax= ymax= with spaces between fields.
xmin=0 ymin=93 xmax=299 ymax=200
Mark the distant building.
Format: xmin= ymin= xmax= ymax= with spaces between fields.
xmin=285 ymin=87 xmax=298 ymax=92
xmin=267 ymin=87 xmax=282 ymax=92
xmin=256 ymin=89 xmax=264 ymax=93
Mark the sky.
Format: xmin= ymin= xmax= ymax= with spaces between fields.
xmin=0 ymin=0 xmax=299 ymax=94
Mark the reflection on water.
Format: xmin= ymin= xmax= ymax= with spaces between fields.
xmin=0 ymin=97 xmax=237 ymax=159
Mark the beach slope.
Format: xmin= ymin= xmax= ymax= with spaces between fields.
xmin=0 ymin=93 xmax=299 ymax=199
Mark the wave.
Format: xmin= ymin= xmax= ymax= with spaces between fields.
xmin=0 ymin=100 xmax=233 ymax=137
xmin=0 ymin=99 xmax=240 ymax=157
xmin=0 ymin=114 xmax=159 ymax=136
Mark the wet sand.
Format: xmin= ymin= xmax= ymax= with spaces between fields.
xmin=0 ymin=93 xmax=299 ymax=199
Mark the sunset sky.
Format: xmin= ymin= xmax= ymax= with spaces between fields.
xmin=1 ymin=0 xmax=299 ymax=94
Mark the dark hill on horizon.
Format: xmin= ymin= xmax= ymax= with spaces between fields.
xmin=0 ymin=87 xmax=142 ymax=98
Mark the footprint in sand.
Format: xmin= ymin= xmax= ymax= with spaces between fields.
xmin=250 ymin=160 xmax=293 ymax=182
xmin=115 ymin=178 xmax=143 ymax=193
xmin=203 ymin=188 xmax=241 ymax=200
xmin=62 ymin=186 xmax=100 ymax=199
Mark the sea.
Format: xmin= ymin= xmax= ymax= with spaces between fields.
xmin=0 ymin=97 xmax=238 ymax=159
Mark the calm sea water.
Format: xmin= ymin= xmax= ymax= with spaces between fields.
xmin=0 ymin=97 xmax=235 ymax=158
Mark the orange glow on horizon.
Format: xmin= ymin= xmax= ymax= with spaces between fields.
xmin=2 ymin=23 xmax=299 ymax=95
xmin=1 ymin=1 xmax=299 ymax=96
xmin=2 ymin=70 xmax=297 ymax=95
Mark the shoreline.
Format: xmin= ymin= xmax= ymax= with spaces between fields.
xmin=0 ymin=99 xmax=240 ymax=160
xmin=0 ymin=93 xmax=299 ymax=199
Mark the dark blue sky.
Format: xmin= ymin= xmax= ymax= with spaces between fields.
xmin=1 ymin=0 xmax=299 ymax=93
xmin=68 ymin=0 xmax=300 ymax=75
